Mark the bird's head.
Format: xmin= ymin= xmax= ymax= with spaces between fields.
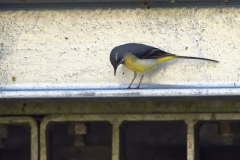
xmin=110 ymin=49 xmax=125 ymax=76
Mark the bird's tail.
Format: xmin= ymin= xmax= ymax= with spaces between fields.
xmin=175 ymin=56 xmax=219 ymax=63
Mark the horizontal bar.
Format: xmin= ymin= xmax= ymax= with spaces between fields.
xmin=0 ymin=87 xmax=240 ymax=101
xmin=0 ymin=0 xmax=237 ymax=4
xmin=0 ymin=1 xmax=238 ymax=9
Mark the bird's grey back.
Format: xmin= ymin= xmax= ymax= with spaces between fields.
xmin=110 ymin=43 xmax=173 ymax=60
xmin=111 ymin=43 xmax=152 ymax=55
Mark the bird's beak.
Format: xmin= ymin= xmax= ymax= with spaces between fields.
xmin=114 ymin=67 xmax=117 ymax=76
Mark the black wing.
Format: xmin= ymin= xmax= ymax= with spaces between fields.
xmin=134 ymin=47 xmax=176 ymax=59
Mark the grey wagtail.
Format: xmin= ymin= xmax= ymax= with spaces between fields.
xmin=110 ymin=43 xmax=219 ymax=89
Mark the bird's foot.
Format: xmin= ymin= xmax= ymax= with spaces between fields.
xmin=136 ymin=85 xmax=141 ymax=89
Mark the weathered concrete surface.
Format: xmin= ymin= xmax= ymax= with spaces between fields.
xmin=0 ymin=7 xmax=239 ymax=89
xmin=1 ymin=100 xmax=240 ymax=115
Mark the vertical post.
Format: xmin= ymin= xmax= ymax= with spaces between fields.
xmin=185 ymin=118 xmax=197 ymax=160
xmin=111 ymin=120 xmax=121 ymax=160
xmin=29 ymin=117 xmax=39 ymax=160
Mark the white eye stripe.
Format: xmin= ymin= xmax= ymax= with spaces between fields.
xmin=120 ymin=58 xmax=124 ymax=63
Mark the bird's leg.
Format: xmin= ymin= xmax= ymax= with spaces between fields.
xmin=127 ymin=72 xmax=137 ymax=89
xmin=136 ymin=73 xmax=144 ymax=89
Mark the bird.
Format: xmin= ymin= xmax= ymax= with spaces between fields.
xmin=110 ymin=43 xmax=219 ymax=89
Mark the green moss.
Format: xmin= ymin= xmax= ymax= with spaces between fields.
xmin=210 ymin=113 xmax=216 ymax=120
xmin=0 ymin=100 xmax=238 ymax=115
xmin=12 ymin=76 xmax=16 ymax=82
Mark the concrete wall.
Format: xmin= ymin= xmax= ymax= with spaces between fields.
xmin=0 ymin=6 xmax=239 ymax=89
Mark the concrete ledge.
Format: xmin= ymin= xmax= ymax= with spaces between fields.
xmin=0 ymin=87 xmax=240 ymax=101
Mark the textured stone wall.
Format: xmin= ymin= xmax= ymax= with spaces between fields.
xmin=0 ymin=6 xmax=239 ymax=89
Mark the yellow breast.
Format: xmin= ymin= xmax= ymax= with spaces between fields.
xmin=123 ymin=54 xmax=176 ymax=73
